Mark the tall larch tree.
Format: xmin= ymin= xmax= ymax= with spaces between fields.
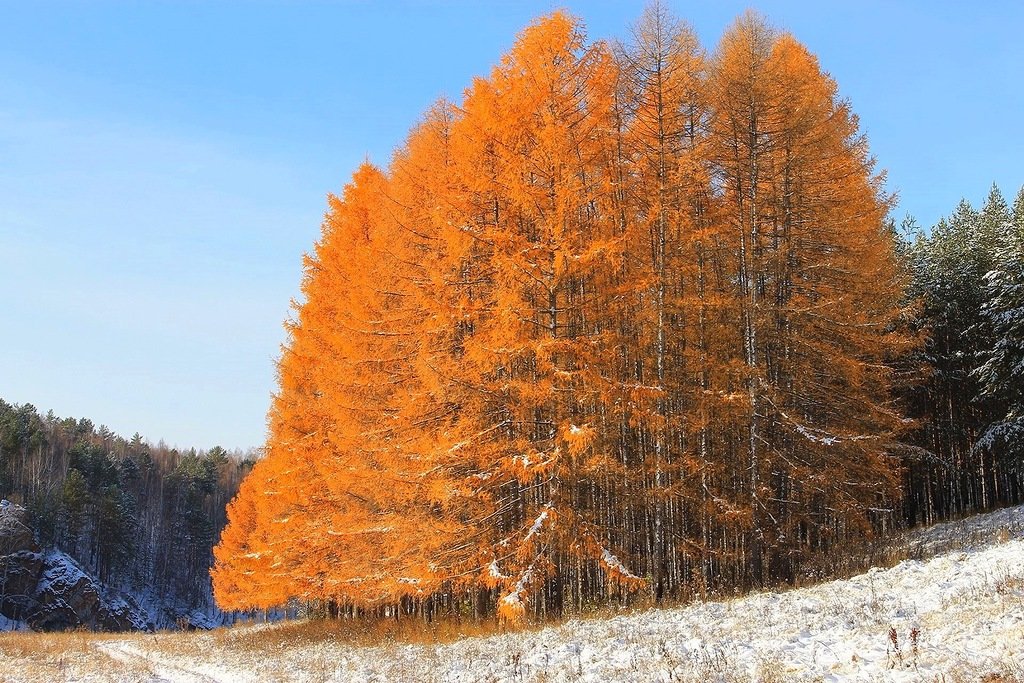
xmin=438 ymin=12 xmax=643 ymax=620
xmin=213 ymin=164 xmax=459 ymax=613
xmin=615 ymin=1 xmax=710 ymax=601
xmin=707 ymin=13 xmax=906 ymax=583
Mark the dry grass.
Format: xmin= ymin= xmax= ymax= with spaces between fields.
xmin=936 ymin=660 xmax=1024 ymax=683
xmin=203 ymin=612 xmax=544 ymax=650
xmin=0 ymin=629 xmax=88 ymax=657
xmin=1 ymin=607 xmax=1021 ymax=683
xmin=0 ymin=629 xmax=152 ymax=683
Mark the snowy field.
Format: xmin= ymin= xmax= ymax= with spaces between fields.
xmin=2 ymin=506 xmax=1023 ymax=683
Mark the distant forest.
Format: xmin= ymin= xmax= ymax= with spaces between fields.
xmin=0 ymin=400 xmax=255 ymax=622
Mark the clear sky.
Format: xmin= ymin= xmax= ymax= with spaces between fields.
xmin=2 ymin=1 xmax=1022 ymax=451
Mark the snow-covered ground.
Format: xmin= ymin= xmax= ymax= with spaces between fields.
xmin=3 ymin=506 xmax=1024 ymax=682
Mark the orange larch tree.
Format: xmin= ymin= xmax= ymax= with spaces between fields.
xmin=213 ymin=5 xmax=911 ymax=622
xmin=615 ymin=1 xmax=713 ymax=601
xmin=706 ymin=12 xmax=906 ymax=583
xmin=438 ymin=12 xmax=644 ymax=620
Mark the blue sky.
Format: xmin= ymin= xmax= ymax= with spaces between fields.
xmin=2 ymin=1 xmax=1022 ymax=451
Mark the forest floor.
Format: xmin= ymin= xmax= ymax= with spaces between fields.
xmin=2 ymin=505 xmax=1023 ymax=682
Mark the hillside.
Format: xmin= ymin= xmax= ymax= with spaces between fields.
xmin=0 ymin=400 xmax=255 ymax=630
xmin=2 ymin=505 xmax=1022 ymax=682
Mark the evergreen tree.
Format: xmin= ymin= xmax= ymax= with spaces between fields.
xmin=901 ymin=185 xmax=1024 ymax=521
xmin=974 ymin=185 xmax=1024 ymax=475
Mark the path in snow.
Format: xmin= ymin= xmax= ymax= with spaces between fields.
xmin=97 ymin=641 xmax=226 ymax=683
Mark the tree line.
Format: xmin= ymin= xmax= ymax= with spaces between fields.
xmin=0 ymin=400 xmax=255 ymax=622
xmin=900 ymin=185 xmax=1024 ymax=525
xmin=212 ymin=7 xmax=966 ymax=622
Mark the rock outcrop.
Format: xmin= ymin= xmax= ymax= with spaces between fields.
xmin=0 ymin=500 xmax=152 ymax=632
xmin=0 ymin=500 xmax=42 ymax=624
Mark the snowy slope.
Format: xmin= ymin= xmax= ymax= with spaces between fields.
xmin=3 ymin=505 xmax=1024 ymax=682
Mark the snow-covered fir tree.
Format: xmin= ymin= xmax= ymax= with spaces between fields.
xmin=974 ymin=186 xmax=1024 ymax=466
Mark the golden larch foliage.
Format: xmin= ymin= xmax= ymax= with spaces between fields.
xmin=212 ymin=7 xmax=911 ymax=621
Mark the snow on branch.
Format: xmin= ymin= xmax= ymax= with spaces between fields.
xmin=600 ymin=547 xmax=641 ymax=582
xmin=779 ymin=404 xmax=874 ymax=447
xmin=488 ymin=560 xmax=510 ymax=581
xmin=326 ymin=526 xmax=393 ymax=536
xmin=524 ymin=503 xmax=553 ymax=543
xmin=498 ymin=559 xmax=537 ymax=622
